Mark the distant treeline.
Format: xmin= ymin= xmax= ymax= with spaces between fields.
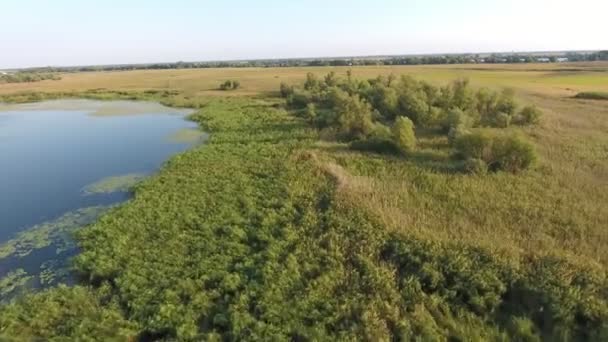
xmin=16 ymin=51 xmax=608 ymax=73
xmin=0 ymin=72 xmax=61 ymax=84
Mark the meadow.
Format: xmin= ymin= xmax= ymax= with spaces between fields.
xmin=0 ymin=63 xmax=607 ymax=340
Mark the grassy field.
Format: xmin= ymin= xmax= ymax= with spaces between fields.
xmin=2 ymin=62 xmax=608 ymax=98
xmin=0 ymin=63 xmax=607 ymax=340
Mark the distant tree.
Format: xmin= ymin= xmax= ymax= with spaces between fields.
xmin=280 ymin=82 xmax=294 ymax=98
xmin=304 ymin=72 xmax=320 ymax=91
xmin=324 ymin=71 xmax=339 ymax=87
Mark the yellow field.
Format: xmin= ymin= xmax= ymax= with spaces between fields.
xmin=2 ymin=62 xmax=608 ymax=98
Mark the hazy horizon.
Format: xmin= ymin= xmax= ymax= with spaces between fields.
xmin=2 ymin=0 xmax=606 ymax=69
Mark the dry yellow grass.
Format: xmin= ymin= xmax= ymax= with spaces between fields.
xmin=2 ymin=62 xmax=607 ymax=98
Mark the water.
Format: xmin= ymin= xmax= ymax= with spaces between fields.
xmin=0 ymin=100 xmax=203 ymax=296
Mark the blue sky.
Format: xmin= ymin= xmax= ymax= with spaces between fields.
xmin=1 ymin=0 xmax=606 ymax=68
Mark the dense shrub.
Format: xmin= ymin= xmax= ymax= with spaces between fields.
xmin=304 ymin=103 xmax=317 ymax=124
xmin=462 ymin=158 xmax=488 ymax=174
xmin=279 ymin=82 xmax=294 ymax=97
xmin=455 ymin=132 xmax=537 ymax=173
xmin=333 ymin=90 xmax=374 ymax=140
xmin=492 ymin=134 xmax=537 ymax=173
xmin=443 ymin=108 xmax=473 ymax=132
xmin=0 ymin=72 xmax=61 ymax=84
xmin=219 ymin=80 xmax=240 ymax=90
xmin=494 ymin=112 xmax=512 ymax=128
xmin=350 ymin=137 xmax=399 ymax=154
xmin=392 ymin=116 xmax=416 ymax=154
xmin=516 ymin=105 xmax=543 ymax=125
xmin=455 ymin=131 xmax=494 ymax=161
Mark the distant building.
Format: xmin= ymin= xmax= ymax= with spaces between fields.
xmin=537 ymin=58 xmax=550 ymax=62
xmin=0 ymin=71 xmax=7 ymax=75
xmin=556 ymin=57 xmax=569 ymax=63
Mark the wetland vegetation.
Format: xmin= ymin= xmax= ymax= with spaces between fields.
xmin=0 ymin=64 xmax=607 ymax=341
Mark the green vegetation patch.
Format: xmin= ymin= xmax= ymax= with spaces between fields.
xmin=0 ymin=269 xmax=33 ymax=299
xmin=0 ymin=206 xmax=109 ymax=260
xmin=166 ymin=128 xmax=207 ymax=144
xmin=574 ymin=91 xmax=608 ymax=100
xmin=82 ymin=174 xmax=146 ymax=195
xmin=0 ymin=72 xmax=60 ymax=84
xmin=0 ymin=88 xmax=605 ymax=340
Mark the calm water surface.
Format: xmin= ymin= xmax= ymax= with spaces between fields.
xmin=0 ymin=100 xmax=202 ymax=294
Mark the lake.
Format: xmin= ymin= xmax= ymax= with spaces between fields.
xmin=0 ymin=100 xmax=204 ymax=297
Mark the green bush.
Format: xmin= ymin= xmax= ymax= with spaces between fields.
xmin=494 ymin=112 xmax=512 ymax=128
xmin=462 ymin=158 xmax=488 ymax=175
xmin=455 ymin=132 xmax=536 ymax=173
xmin=492 ymin=134 xmax=537 ymax=173
xmin=219 ymin=80 xmax=240 ymax=90
xmin=304 ymin=103 xmax=317 ymax=124
xmin=448 ymin=124 xmax=470 ymax=146
xmin=350 ymin=137 xmax=399 ymax=154
xmin=443 ymin=108 xmax=472 ymax=132
xmin=454 ymin=131 xmax=494 ymax=161
xmin=392 ymin=116 xmax=416 ymax=154
xmin=516 ymin=105 xmax=542 ymax=125
xmin=287 ymin=89 xmax=313 ymax=108
xmin=279 ymin=82 xmax=294 ymax=98
xmin=333 ymin=90 xmax=375 ymax=140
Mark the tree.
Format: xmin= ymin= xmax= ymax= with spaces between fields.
xmin=280 ymin=82 xmax=294 ymax=98
xmin=332 ymin=90 xmax=374 ymax=140
xmin=304 ymin=103 xmax=317 ymax=125
xmin=304 ymin=72 xmax=319 ymax=91
xmin=392 ymin=116 xmax=416 ymax=154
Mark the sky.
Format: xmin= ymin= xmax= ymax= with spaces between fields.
xmin=1 ymin=0 xmax=606 ymax=69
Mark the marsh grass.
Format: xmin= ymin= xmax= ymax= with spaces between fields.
xmin=82 ymin=174 xmax=146 ymax=195
xmin=166 ymin=128 xmax=207 ymax=144
xmin=0 ymin=65 xmax=606 ymax=340
xmin=0 ymin=206 xmax=109 ymax=260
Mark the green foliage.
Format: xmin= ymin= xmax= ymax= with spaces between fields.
xmin=332 ymin=89 xmax=374 ymax=140
xmin=304 ymin=72 xmax=320 ymax=91
xmin=492 ymin=134 xmax=537 ymax=173
xmin=219 ymin=80 xmax=240 ymax=90
xmin=462 ymin=158 xmax=488 ymax=175
xmin=0 ymin=285 xmax=138 ymax=340
xmin=494 ymin=112 xmax=512 ymax=128
xmin=455 ymin=131 xmax=495 ymax=161
xmin=455 ymin=132 xmax=537 ymax=173
xmin=0 ymin=89 xmax=599 ymax=341
xmin=279 ymin=82 xmax=294 ymax=98
xmin=392 ymin=116 xmax=416 ymax=154
xmin=82 ymin=173 xmax=146 ymax=195
xmin=0 ymin=206 xmax=109 ymax=259
xmin=304 ymin=102 xmax=317 ymax=124
xmin=0 ymin=72 xmax=61 ymax=84
xmin=0 ymin=269 xmax=33 ymax=299
xmin=516 ymin=105 xmax=543 ymax=125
